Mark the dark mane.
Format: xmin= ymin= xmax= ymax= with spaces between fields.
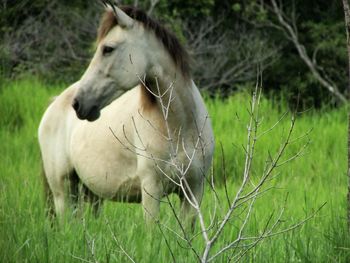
xmin=97 ymin=6 xmax=191 ymax=79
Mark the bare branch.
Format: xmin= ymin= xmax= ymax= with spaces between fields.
xmin=269 ymin=0 xmax=347 ymax=103
xmin=147 ymin=0 xmax=159 ymax=15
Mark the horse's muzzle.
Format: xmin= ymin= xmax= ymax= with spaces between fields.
xmin=72 ymin=98 xmax=100 ymax=122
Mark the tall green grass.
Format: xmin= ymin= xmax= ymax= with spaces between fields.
xmin=0 ymin=78 xmax=349 ymax=262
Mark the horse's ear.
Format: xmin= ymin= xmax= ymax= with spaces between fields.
xmin=102 ymin=0 xmax=134 ymax=29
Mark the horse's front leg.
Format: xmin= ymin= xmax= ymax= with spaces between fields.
xmin=45 ymin=170 xmax=67 ymax=223
xmin=141 ymin=175 xmax=163 ymax=223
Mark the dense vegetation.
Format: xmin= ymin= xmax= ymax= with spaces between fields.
xmin=1 ymin=0 xmax=347 ymax=106
xmin=0 ymin=79 xmax=348 ymax=262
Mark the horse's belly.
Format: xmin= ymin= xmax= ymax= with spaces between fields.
xmin=77 ymin=158 xmax=139 ymax=200
xmin=70 ymin=126 xmax=139 ymax=200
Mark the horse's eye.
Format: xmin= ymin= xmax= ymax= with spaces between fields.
xmin=102 ymin=46 xmax=115 ymax=56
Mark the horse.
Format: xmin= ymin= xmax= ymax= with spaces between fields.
xmin=38 ymin=4 xmax=214 ymax=226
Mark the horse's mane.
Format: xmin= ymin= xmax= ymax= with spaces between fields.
xmin=97 ymin=6 xmax=191 ymax=79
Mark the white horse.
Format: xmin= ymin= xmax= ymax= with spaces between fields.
xmin=38 ymin=4 xmax=214 ymax=225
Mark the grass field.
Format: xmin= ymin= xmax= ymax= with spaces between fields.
xmin=0 ymin=78 xmax=349 ymax=262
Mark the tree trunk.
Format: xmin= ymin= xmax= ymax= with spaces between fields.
xmin=341 ymin=0 xmax=350 ymax=232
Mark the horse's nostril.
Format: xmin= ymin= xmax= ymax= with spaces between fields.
xmin=72 ymin=99 xmax=80 ymax=112
xmin=91 ymin=105 xmax=99 ymax=112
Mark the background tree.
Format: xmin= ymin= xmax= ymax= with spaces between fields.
xmin=341 ymin=0 xmax=350 ymax=232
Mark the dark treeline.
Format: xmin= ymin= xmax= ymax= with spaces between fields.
xmin=0 ymin=0 xmax=347 ymax=107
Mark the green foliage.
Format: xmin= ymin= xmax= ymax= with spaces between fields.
xmin=242 ymin=1 xmax=269 ymax=23
xmin=0 ymin=79 xmax=348 ymax=262
xmin=304 ymin=20 xmax=347 ymax=88
xmin=232 ymin=3 xmax=241 ymax=13
xmin=164 ymin=0 xmax=215 ymax=18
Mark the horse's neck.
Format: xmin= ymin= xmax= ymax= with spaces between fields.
xmin=146 ymin=72 xmax=198 ymax=130
xmin=144 ymin=45 xmax=205 ymax=133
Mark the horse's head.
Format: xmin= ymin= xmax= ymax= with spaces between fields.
xmin=72 ymin=5 xmax=153 ymax=121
